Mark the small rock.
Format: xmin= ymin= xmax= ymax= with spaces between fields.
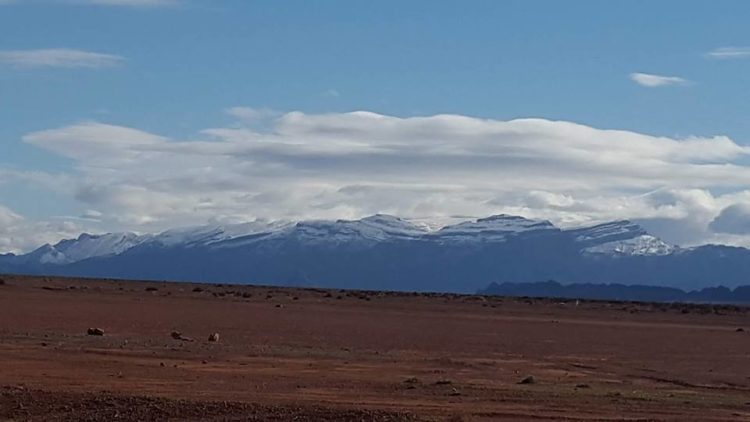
xmin=575 ymin=383 xmax=591 ymax=389
xmin=192 ymin=287 xmax=204 ymax=293
xmin=449 ymin=387 xmax=461 ymax=396
xmin=518 ymin=375 xmax=536 ymax=385
xmin=145 ymin=287 xmax=158 ymax=292
xmin=160 ymin=362 xmax=166 ymax=367
xmin=736 ymin=328 xmax=745 ymax=332
xmin=170 ymin=331 xmax=194 ymax=342
xmin=275 ymin=304 xmax=284 ymax=308
xmin=87 ymin=327 xmax=105 ymax=336
xmin=202 ymin=359 xmax=208 ymax=364
xmin=208 ymin=332 xmax=220 ymax=342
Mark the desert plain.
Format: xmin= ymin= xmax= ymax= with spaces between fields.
xmin=0 ymin=275 xmax=748 ymax=421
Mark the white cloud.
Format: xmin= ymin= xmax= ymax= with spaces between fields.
xmin=80 ymin=209 xmax=103 ymax=220
xmin=629 ymin=72 xmax=689 ymax=87
xmin=0 ymin=49 xmax=123 ymax=68
xmin=0 ymin=168 xmax=75 ymax=193
xmin=6 ymin=110 xmax=750 ymax=251
xmin=24 ymin=121 xmax=166 ymax=160
xmin=709 ymin=204 xmax=750 ymax=235
xmin=706 ymin=47 xmax=750 ymax=60
xmin=0 ymin=204 xmax=85 ymax=254
xmin=225 ymin=106 xmax=281 ymax=123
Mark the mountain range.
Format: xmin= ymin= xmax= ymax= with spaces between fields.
xmin=479 ymin=280 xmax=750 ymax=304
xmin=1 ymin=214 xmax=749 ymax=293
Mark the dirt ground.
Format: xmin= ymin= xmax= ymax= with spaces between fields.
xmin=0 ymin=275 xmax=748 ymax=421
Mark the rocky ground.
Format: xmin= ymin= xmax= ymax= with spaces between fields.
xmin=0 ymin=275 xmax=748 ymax=421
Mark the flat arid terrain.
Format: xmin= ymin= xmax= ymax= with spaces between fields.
xmin=0 ymin=275 xmax=748 ymax=421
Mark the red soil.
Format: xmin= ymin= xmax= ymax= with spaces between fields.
xmin=0 ymin=275 xmax=748 ymax=421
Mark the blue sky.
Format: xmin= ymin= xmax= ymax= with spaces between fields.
xmin=2 ymin=0 xmax=750 ymax=252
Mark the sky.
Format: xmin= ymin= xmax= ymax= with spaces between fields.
xmin=1 ymin=0 xmax=750 ymax=253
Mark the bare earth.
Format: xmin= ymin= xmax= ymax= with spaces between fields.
xmin=0 ymin=275 xmax=748 ymax=421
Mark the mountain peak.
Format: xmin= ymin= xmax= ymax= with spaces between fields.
xmin=154 ymin=220 xmax=291 ymax=248
xmin=360 ymin=213 xmax=404 ymax=223
xmin=359 ymin=214 xmax=426 ymax=232
xmin=434 ymin=214 xmax=558 ymax=242
xmin=568 ymin=220 xmax=675 ymax=256
xmin=476 ymin=214 xmax=531 ymax=222
xmin=291 ymin=214 xmax=427 ymax=243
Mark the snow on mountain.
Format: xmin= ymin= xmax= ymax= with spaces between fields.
xmin=285 ymin=214 xmax=428 ymax=244
xmin=21 ymin=221 xmax=293 ymax=265
xmin=582 ymin=234 xmax=676 ymax=256
xmin=567 ymin=220 xmax=676 ymax=256
xmin=569 ymin=220 xmax=647 ymax=243
xmin=9 ymin=214 xmax=679 ymax=267
xmin=432 ymin=214 xmax=559 ymax=242
xmin=6 ymin=213 xmax=750 ymax=292
xmin=152 ymin=220 xmax=292 ymax=248
xmin=30 ymin=232 xmax=148 ymax=265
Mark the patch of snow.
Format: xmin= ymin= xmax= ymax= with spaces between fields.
xmin=583 ymin=234 xmax=676 ymax=256
xmin=569 ymin=221 xmax=676 ymax=256
xmin=153 ymin=220 xmax=292 ymax=248
xmin=289 ymin=214 xmax=428 ymax=244
xmin=29 ymin=233 xmax=149 ymax=265
xmin=571 ymin=220 xmax=646 ymax=243
xmin=433 ymin=214 xmax=558 ymax=242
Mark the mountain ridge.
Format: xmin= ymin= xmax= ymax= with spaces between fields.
xmin=8 ymin=214 xmax=669 ymax=263
xmin=478 ymin=280 xmax=750 ymax=304
xmin=2 ymin=214 xmax=749 ymax=293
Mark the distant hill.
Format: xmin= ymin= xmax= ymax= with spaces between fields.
xmin=3 ymin=214 xmax=750 ymax=293
xmin=478 ymin=280 xmax=750 ymax=304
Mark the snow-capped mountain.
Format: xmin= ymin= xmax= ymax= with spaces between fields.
xmin=22 ymin=232 xmax=148 ymax=265
xmin=151 ymin=220 xmax=292 ymax=248
xmin=430 ymin=214 xmax=559 ymax=242
xmin=284 ymin=214 xmax=429 ymax=244
xmin=2 ymin=213 xmax=749 ymax=292
xmin=568 ymin=221 xmax=677 ymax=256
xmin=12 ymin=214 xmax=637 ymax=265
